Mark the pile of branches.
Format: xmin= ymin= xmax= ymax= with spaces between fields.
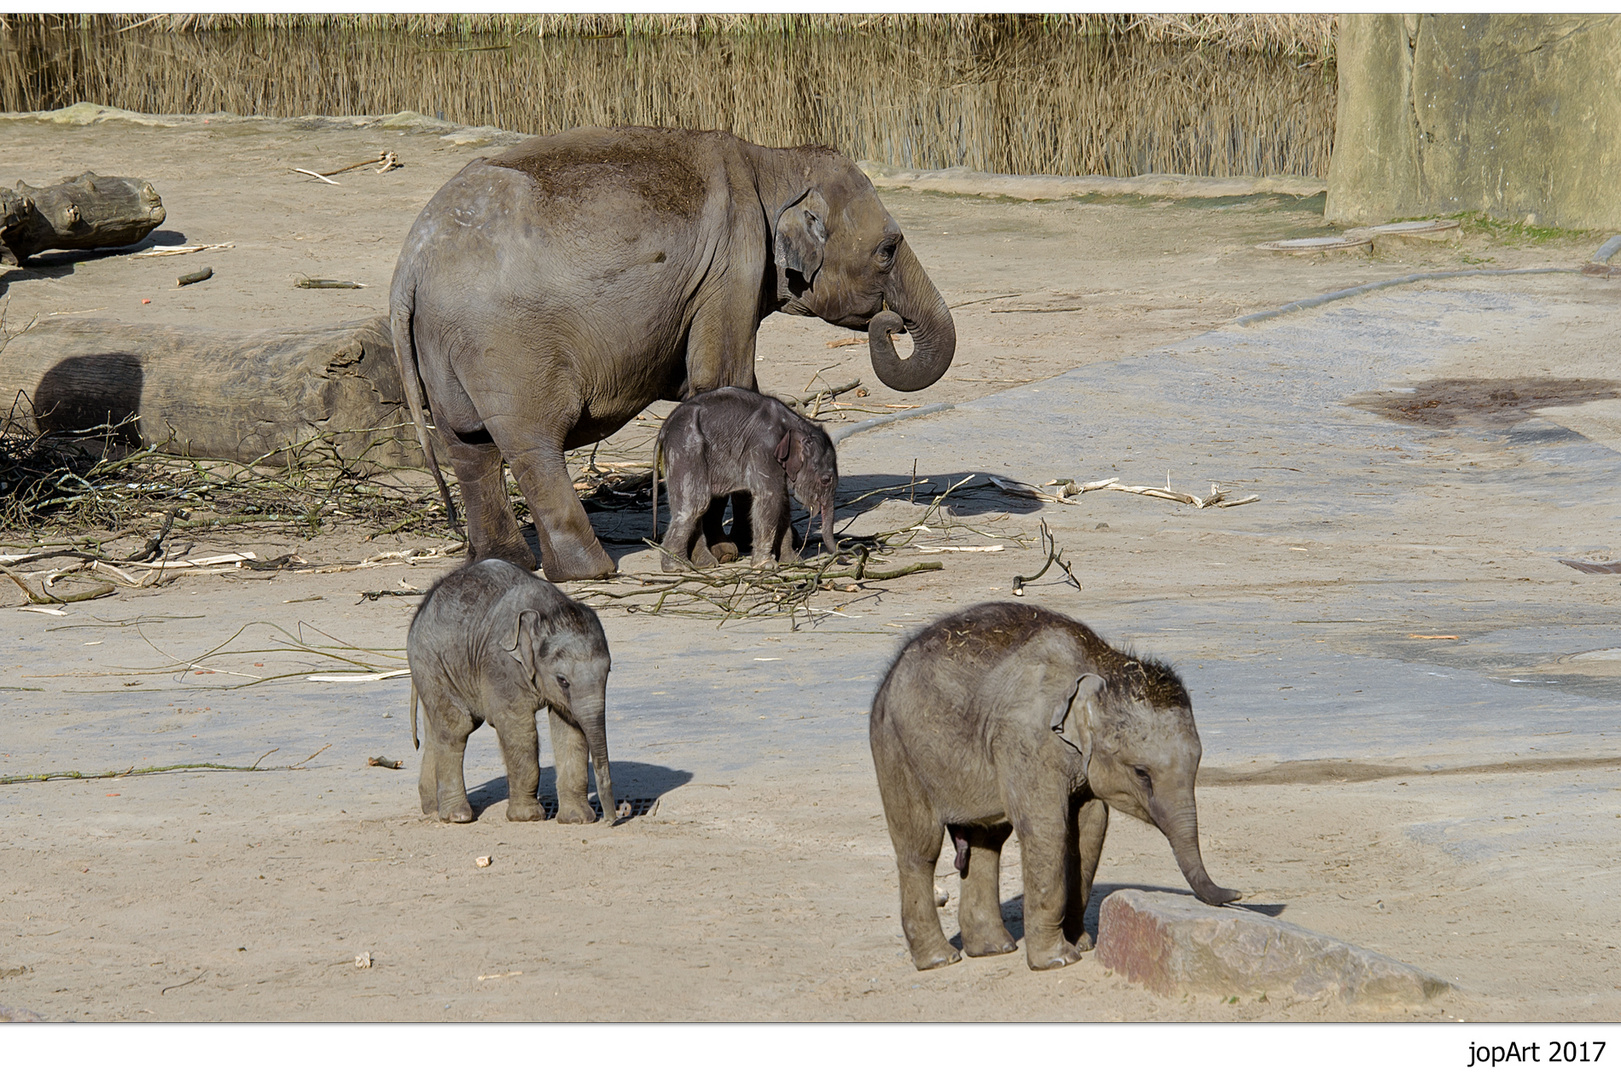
xmin=0 ymin=404 xmax=456 ymax=542
xmin=571 ymin=477 xmax=1026 ymax=624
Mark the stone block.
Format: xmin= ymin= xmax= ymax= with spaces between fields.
xmin=1095 ymin=889 xmax=1453 ymax=1004
xmin=1327 ymin=14 xmax=1621 ymax=230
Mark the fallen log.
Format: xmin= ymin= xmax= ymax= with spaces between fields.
xmin=0 ymin=315 xmax=427 ymax=470
xmin=0 ymin=173 xmax=166 ymax=265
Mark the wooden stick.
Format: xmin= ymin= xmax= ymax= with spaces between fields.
xmin=176 ymin=267 xmax=212 ymax=287
xmin=294 ymin=277 xmax=364 ymax=289
xmin=291 ymin=168 xmax=340 ymax=186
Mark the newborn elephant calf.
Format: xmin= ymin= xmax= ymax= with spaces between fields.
xmin=653 ymin=386 xmax=838 ymax=570
xmin=408 ymin=559 xmax=615 ymax=824
xmin=870 ymin=601 xmax=1240 ymax=971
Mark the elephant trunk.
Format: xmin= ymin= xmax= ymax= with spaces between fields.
xmin=820 ymin=504 xmax=836 ymax=555
xmin=1154 ymin=796 xmax=1240 ymax=906
xmin=868 ymin=240 xmax=955 ymax=393
xmin=579 ymin=704 xmax=615 ymax=824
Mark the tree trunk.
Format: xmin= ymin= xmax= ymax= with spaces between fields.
xmin=0 ymin=173 xmax=166 ymax=266
xmin=0 ymin=314 xmax=427 ymax=470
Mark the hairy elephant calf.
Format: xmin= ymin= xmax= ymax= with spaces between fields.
xmin=870 ymin=602 xmax=1240 ymax=971
xmin=392 ymin=126 xmax=956 ymax=582
xmin=408 ymin=559 xmax=616 ymax=824
xmin=652 ymin=386 xmax=838 ymax=570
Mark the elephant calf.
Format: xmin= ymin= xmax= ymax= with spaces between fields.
xmin=652 ymin=387 xmax=838 ymax=571
xmin=870 ymin=601 xmax=1239 ymax=971
xmin=408 ymin=559 xmax=615 ymax=824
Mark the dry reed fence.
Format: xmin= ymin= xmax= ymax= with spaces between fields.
xmin=1 ymin=17 xmax=1337 ymax=177
xmin=3 ymin=14 xmax=1337 ymax=61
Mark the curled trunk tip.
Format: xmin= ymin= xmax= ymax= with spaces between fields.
xmin=867 ymin=241 xmax=955 ymax=392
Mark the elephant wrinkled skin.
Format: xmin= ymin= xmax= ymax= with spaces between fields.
xmin=869 ymin=602 xmax=1240 ymax=972
xmin=407 ymin=559 xmax=616 ymax=824
xmin=653 ymin=386 xmax=839 ymax=570
xmin=391 ymin=125 xmax=956 ymax=581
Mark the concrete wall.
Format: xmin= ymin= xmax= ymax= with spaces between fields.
xmin=1326 ymin=14 xmax=1621 ymax=229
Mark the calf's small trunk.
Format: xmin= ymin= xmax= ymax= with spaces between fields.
xmin=1156 ymin=797 xmax=1240 ymax=906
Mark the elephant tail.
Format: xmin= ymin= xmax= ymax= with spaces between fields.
xmin=650 ymin=433 xmax=663 ymax=544
xmin=389 ymin=272 xmax=461 ymax=530
xmin=409 ymin=679 xmax=420 ymax=751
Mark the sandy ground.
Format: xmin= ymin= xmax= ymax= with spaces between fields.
xmin=3 ymin=109 xmax=1621 ymax=1024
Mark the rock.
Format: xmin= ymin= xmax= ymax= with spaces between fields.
xmin=1327 ymin=15 xmax=1621 ymax=230
xmin=1095 ymin=889 xmax=1453 ymax=1005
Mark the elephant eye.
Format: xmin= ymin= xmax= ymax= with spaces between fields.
xmin=877 ymin=239 xmax=898 ymax=265
xmin=1132 ymin=765 xmax=1152 ymax=787
xmin=555 ymin=674 xmax=570 ymax=691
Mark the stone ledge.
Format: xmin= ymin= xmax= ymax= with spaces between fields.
xmin=1095 ymin=888 xmax=1453 ymax=1004
xmin=859 ymin=161 xmax=1325 ymax=202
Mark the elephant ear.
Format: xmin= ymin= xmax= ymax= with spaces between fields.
xmin=503 ymin=608 xmax=547 ymax=687
xmin=1051 ymin=672 xmax=1106 ymax=776
xmin=774 ymin=190 xmax=828 ymax=284
xmin=775 ymin=430 xmax=806 ymax=484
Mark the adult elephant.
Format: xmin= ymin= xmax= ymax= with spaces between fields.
xmin=391 ymin=126 xmax=956 ymax=581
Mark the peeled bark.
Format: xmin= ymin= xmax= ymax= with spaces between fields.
xmin=0 ymin=315 xmax=425 ymax=470
xmin=0 ymin=173 xmax=165 ymax=266
xmin=867 ymin=240 xmax=956 ymax=392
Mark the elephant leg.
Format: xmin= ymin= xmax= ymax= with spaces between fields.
xmin=422 ymin=701 xmax=478 ymax=824
xmin=722 ymin=492 xmax=753 ymax=557
xmin=1007 ymin=785 xmax=1082 ymax=970
xmin=548 ymin=713 xmax=598 ymax=824
xmin=872 ymin=733 xmax=959 ymax=970
xmin=662 ymin=479 xmax=716 ymax=571
xmin=417 ymin=741 xmax=438 ymax=817
xmin=491 ymin=708 xmax=545 ymax=822
xmin=1065 ymin=797 xmax=1109 ymax=950
xmin=776 ymin=516 xmax=804 ymax=563
xmin=958 ymin=822 xmax=1017 ymax=957
xmin=501 ymin=440 xmax=614 ymax=582
xmin=442 ymin=434 xmax=534 ymax=570
xmin=700 ymin=495 xmax=737 ymax=563
xmin=749 ymin=487 xmax=791 ymax=568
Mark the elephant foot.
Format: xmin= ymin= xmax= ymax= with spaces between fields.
xmin=910 ymin=945 xmax=962 ymax=972
xmin=709 ymin=542 xmax=739 ymax=563
xmin=553 ymin=801 xmax=599 ymax=825
xmin=439 ymin=801 xmax=475 ymax=824
xmin=1074 ymin=931 xmax=1095 ymax=953
xmin=476 ymin=542 xmax=539 ymax=573
xmin=749 ymin=554 xmax=779 ymax=569
xmin=1025 ymin=941 xmax=1084 ymax=971
xmin=962 ymin=929 xmax=1018 ymax=958
xmin=506 ymin=800 xmax=545 ymax=822
xmin=540 ymin=543 xmax=616 ymax=583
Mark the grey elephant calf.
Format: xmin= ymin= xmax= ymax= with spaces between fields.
xmin=870 ymin=602 xmax=1239 ymax=971
xmin=408 ymin=559 xmax=615 ymax=824
xmin=652 ymin=386 xmax=838 ymax=570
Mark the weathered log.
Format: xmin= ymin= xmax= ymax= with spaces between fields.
xmin=0 ymin=172 xmax=166 ymax=265
xmin=0 ymin=315 xmax=427 ymax=470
